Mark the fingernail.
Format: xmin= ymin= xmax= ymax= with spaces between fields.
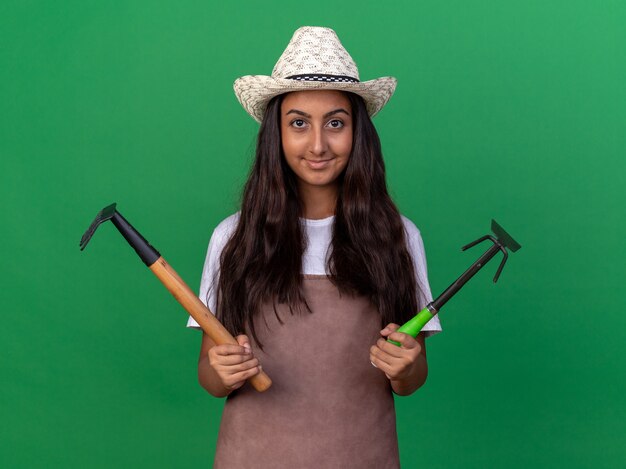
xmin=371 ymin=361 xmax=378 ymax=368
xmin=244 ymin=344 xmax=251 ymax=354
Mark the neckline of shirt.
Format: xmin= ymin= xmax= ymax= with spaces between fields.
xmin=299 ymin=215 xmax=335 ymax=227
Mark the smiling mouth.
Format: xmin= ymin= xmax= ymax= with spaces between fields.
xmin=305 ymin=158 xmax=334 ymax=169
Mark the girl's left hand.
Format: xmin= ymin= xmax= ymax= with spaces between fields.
xmin=369 ymin=323 xmax=423 ymax=381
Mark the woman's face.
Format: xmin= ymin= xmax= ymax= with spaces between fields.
xmin=280 ymin=90 xmax=353 ymax=194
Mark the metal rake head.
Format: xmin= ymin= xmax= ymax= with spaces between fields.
xmin=79 ymin=203 xmax=160 ymax=266
xmin=79 ymin=203 xmax=118 ymax=250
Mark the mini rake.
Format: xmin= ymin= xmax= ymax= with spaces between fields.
xmin=80 ymin=203 xmax=272 ymax=392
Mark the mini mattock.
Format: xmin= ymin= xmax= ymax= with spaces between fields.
xmin=389 ymin=219 xmax=522 ymax=346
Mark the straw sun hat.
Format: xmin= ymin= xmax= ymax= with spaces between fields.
xmin=233 ymin=26 xmax=398 ymax=123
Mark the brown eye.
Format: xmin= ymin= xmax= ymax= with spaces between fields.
xmin=328 ymin=120 xmax=344 ymax=129
xmin=291 ymin=119 xmax=306 ymax=128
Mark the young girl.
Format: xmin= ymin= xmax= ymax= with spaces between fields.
xmin=187 ymin=26 xmax=442 ymax=468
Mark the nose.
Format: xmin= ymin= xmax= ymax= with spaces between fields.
xmin=309 ymin=126 xmax=328 ymax=157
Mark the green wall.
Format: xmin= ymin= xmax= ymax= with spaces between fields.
xmin=2 ymin=1 xmax=624 ymax=467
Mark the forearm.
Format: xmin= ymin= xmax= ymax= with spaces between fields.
xmin=390 ymin=354 xmax=428 ymax=396
xmin=198 ymin=354 xmax=233 ymax=398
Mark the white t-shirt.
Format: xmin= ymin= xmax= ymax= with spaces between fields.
xmin=187 ymin=213 xmax=442 ymax=337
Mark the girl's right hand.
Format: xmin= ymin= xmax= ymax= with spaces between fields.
xmin=207 ymin=334 xmax=262 ymax=391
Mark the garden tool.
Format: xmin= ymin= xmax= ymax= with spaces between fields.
xmin=389 ymin=219 xmax=522 ymax=346
xmin=79 ymin=202 xmax=272 ymax=392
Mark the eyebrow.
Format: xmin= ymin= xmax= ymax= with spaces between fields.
xmin=285 ymin=108 xmax=350 ymax=118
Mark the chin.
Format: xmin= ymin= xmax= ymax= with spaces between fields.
xmin=298 ymin=174 xmax=336 ymax=187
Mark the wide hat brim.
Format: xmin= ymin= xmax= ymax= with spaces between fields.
xmin=233 ymin=75 xmax=397 ymax=123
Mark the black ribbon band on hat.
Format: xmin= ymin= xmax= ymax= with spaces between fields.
xmin=286 ymin=74 xmax=360 ymax=83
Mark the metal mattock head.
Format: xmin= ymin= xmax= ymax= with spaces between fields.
xmin=491 ymin=219 xmax=521 ymax=252
xmin=461 ymin=219 xmax=522 ymax=283
xmin=490 ymin=219 xmax=522 ymax=282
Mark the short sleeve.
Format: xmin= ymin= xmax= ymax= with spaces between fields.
xmin=186 ymin=213 xmax=240 ymax=329
xmin=401 ymin=215 xmax=442 ymax=338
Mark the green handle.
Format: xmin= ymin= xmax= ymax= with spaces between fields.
xmin=388 ymin=307 xmax=435 ymax=346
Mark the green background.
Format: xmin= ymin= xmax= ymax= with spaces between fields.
xmin=2 ymin=1 xmax=624 ymax=467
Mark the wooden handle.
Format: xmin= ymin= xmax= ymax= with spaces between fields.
xmin=149 ymin=256 xmax=272 ymax=392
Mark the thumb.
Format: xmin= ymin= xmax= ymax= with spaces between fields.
xmin=235 ymin=334 xmax=252 ymax=353
xmin=380 ymin=323 xmax=400 ymax=337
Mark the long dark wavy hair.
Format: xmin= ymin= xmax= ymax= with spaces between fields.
xmin=215 ymin=91 xmax=421 ymax=348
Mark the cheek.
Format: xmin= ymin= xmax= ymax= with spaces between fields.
xmin=333 ymin=133 xmax=353 ymax=156
xmin=281 ymin=133 xmax=302 ymax=159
